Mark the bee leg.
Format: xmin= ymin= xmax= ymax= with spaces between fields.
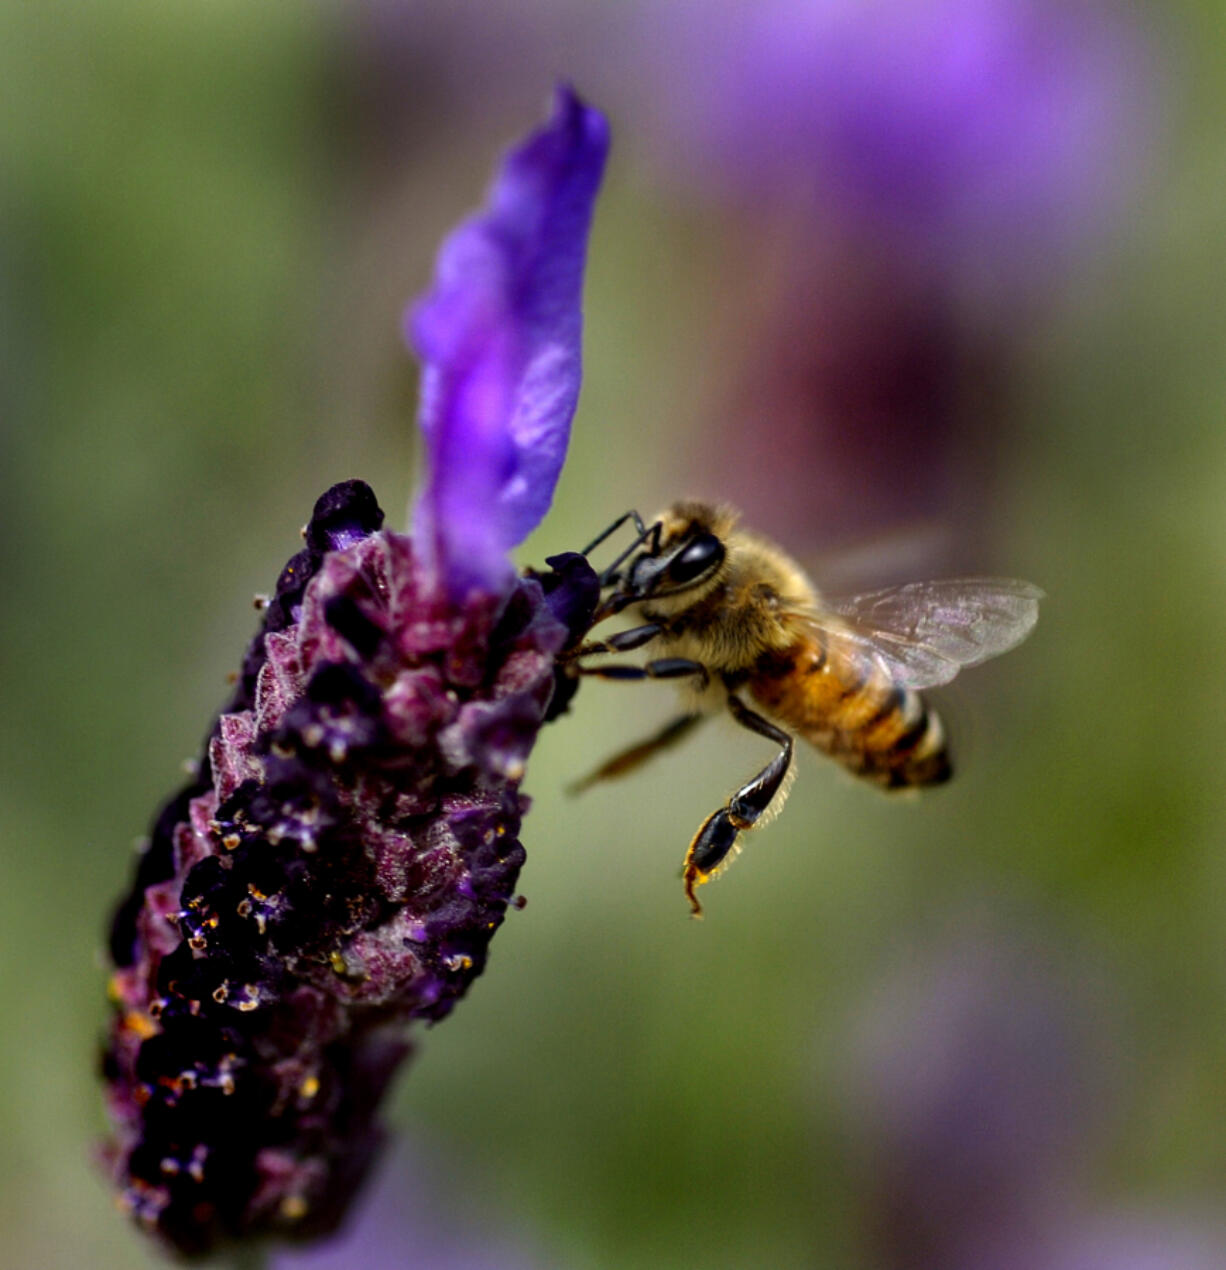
xmin=683 ymin=696 xmax=793 ymax=918
xmin=562 ymin=622 xmax=665 ymax=663
xmin=575 ymin=657 xmax=709 ymax=689
xmin=568 ymin=713 xmax=704 ymax=794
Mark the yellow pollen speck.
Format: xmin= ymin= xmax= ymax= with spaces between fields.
xmin=329 ymin=950 xmax=348 ymax=975
xmin=299 ymin=1075 xmax=320 ymax=1100
xmin=281 ymin=1194 xmax=309 ymax=1221
xmin=122 ymin=1011 xmax=159 ymax=1041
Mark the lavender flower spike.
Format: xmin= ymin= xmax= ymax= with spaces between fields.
xmin=409 ymin=83 xmax=609 ymax=597
xmin=101 ymin=93 xmax=608 ymax=1260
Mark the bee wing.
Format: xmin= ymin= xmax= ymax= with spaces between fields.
xmin=797 ymin=578 xmax=1043 ymax=690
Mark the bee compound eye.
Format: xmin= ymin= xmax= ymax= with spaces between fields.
xmin=668 ymin=533 xmax=724 ymax=585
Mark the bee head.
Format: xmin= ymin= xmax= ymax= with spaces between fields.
xmin=612 ymin=502 xmax=734 ymax=611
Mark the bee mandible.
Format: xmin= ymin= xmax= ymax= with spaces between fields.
xmin=559 ymin=502 xmax=1042 ymax=916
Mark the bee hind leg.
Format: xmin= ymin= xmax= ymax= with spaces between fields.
xmin=568 ymin=713 xmax=705 ymax=794
xmin=683 ymin=696 xmax=793 ymax=918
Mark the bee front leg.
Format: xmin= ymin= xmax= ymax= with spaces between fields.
xmin=574 ymin=657 xmax=710 ymax=690
xmin=683 ymin=695 xmax=793 ymax=918
xmin=563 ymin=622 xmax=665 ymax=661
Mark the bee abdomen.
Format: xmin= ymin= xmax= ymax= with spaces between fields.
xmin=750 ymin=646 xmax=951 ymax=789
xmin=855 ymin=686 xmax=951 ymax=788
xmin=805 ymin=679 xmax=950 ymax=789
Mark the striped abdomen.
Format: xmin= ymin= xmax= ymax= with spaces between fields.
xmin=748 ymin=636 xmax=950 ymax=789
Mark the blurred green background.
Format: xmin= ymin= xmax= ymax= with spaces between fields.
xmin=5 ymin=1 xmax=1226 ymax=1267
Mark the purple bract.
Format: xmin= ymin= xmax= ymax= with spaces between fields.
xmin=409 ymin=83 xmax=608 ymax=597
xmin=101 ymin=87 xmax=607 ymax=1258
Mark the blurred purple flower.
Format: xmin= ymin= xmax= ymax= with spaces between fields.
xmin=101 ymin=89 xmax=606 ymax=1258
xmin=272 ymin=1138 xmax=546 ymax=1270
xmin=1038 ymin=1214 xmax=1226 ymax=1270
xmin=838 ymin=928 xmax=1104 ymax=1270
xmin=835 ymin=925 xmax=1225 ymax=1270
xmin=357 ymin=0 xmax=1152 ymax=283
xmin=409 ymin=84 xmax=608 ymax=597
xmin=650 ymin=0 xmax=1150 ymax=276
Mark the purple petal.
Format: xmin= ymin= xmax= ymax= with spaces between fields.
xmin=408 ymin=84 xmax=609 ymax=596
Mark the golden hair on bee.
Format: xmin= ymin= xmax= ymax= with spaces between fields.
xmin=561 ymin=502 xmax=1042 ymax=916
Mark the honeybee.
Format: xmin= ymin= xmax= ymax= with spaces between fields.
xmin=563 ymin=502 xmax=1042 ymax=916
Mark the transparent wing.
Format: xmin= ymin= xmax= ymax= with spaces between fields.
xmin=790 ymin=578 xmax=1043 ymax=690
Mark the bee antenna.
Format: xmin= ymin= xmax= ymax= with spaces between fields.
xmin=595 ymin=518 xmax=662 ymax=588
xmin=581 ymin=510 xmax=649 ymax=558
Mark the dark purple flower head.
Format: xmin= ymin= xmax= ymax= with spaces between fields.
xmin=409 ymin=83 xmax=608 ymax=598
xmin=102 ymin=90 xmax=606 ymax=1258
